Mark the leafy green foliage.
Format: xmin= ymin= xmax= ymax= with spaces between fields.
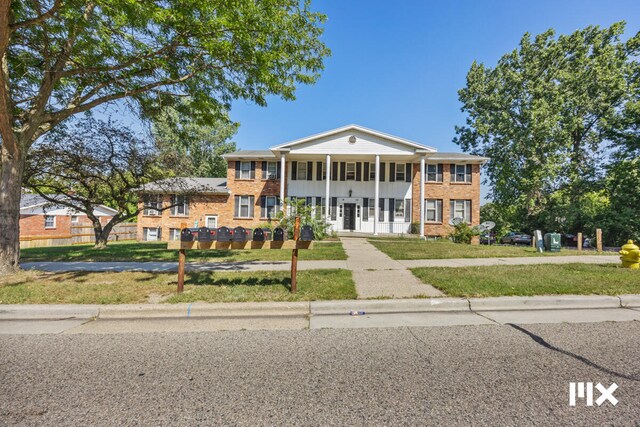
xmin=276 ymin=198 xmax=330 ymax=240
xmin=448 ymin=222 xmax=479 ymax=244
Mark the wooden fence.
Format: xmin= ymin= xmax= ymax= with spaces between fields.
xmin=20 ymin=223 xmax=137 ymax=248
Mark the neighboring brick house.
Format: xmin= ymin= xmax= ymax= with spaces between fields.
xmin=137 ymin=124 xmax=488 ymax=241
xmin=20 ymin=194 xmax=117 ymax=238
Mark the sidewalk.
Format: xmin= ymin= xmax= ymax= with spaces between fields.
xmin=399 ymin=255 xmax=620 ymax=268
xmin=2 ymin=295 xmax=639 ymax=334
xmin=340 ymin=237 xmax=443 ymax=298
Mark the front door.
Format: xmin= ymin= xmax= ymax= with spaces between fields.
xmin=343 ymin=203 xmax=356 ymax=231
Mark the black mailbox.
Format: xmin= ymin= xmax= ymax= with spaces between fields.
xmin=180 ymin=228 xmax=194 ymax=242
xmin=197 ymin=227 xmax=216 ymax=242
xmin=253 ymin=228 xmax=265 ymax=242
xmin=233 ymin=226 xmax=251 ymax=242
xmin=217 ymin=226 xmax=232 ymax=242
xmin=300 ymin=225 xmax=314 ymax=241
xmin=273 ymin=227 xmax=286 ymax=241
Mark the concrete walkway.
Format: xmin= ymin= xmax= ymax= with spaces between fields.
xmin=399 ymin=255 xmax=620 ymax=268
xmin=340 ymin=237 xmax=444 ymax=298
xmin=21 ymin=260 xmax=348 ymax=273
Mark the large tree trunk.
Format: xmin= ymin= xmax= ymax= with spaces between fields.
xmin=92 ymin=218 xmax=117 ymax=249
xmin=0 ymin=146 xmax=25 ymax=274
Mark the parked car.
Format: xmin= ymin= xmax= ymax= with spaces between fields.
xmin=480 ymin=233 xmax=497 ymax=245
xmin=500 ymin=231 xmax=532 ymax=245
xmin=562 ymin=234 xmax=592 ymax=248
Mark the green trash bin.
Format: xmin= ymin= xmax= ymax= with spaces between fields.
xmin=544 ymin=233 xmax=562 ymax=252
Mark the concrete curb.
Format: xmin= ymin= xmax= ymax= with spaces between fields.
xmin=0 ymin=295 xmax=638 ymax=321
xmin=468 ymin=295 xmax=622 ymax=312
xmin=310 ymin=298 xmax=469 ymax=315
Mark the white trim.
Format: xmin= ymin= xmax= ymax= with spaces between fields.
xmin=205 ymin=215 xmax=218 ymax=229
xmin=270 ymin=124 xmax=436 ymax=152
xmin=44 ymin=215 xmax=56 ymax=229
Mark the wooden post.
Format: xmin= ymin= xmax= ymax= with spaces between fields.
xmin=596 ymin=228 xmax=603 ymax=252
xmin=290 ymin=216 xmax=300 ymax=294
xmin=177 ymin=222 xmax=186 ymax=294
xmin=577 ymin=232 xmax=583 ymax=252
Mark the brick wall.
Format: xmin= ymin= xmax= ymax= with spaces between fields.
xmin=137 ymin=160 xmax=287 ymax=242
xmin=20 ymin=214 xmax=112 ymax=238
xmin=411 ymin=163 xmax=481 ymax=238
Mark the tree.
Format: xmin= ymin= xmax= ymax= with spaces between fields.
xmin=0 ymin=0 xmax=329 ymax=273
xmin=151 ymin=104 xmax=238 ymax=178
xmin=24 ymin=117 xmax=199 ymax=248
xmin=455 ymin=23 xmax=639 ymax=235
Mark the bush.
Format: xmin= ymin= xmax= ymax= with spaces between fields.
xmin=275 ymin=198 xmax=330 ymax=240
xmin=448 ymin=222 xmax=479 ymax=244
xmin=409 ymin=221 xmax=421 ymax=234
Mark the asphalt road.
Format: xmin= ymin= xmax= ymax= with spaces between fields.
xmin=1 ymin=322 xmax=639 ymax=426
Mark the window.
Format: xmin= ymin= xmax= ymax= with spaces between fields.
xmin=451 ymin=164 xmax=471 ymax=183
xmin=264 ymin=162 xmax=278 ymax=180
xmin=394 ymin=199 xmax=405 ymax=219
xmin=450 ymin=200 xmax=471 ymax=223
xmin=169 ymin=228 xmax=181 ymax=241
xmin=378 ymin=198 xmax=385 ymax=222
xmin=71 ymin=215 xmax=79 ymax=224
xmin=234 ymin=195 xmax=254 ymax=218
xmin=297 ymin=162 xmax=307 ymax=180
xmin=346 ymin=162 xmax=356 ymax=180
xmin=426 ymin=164 xmax=443 ymax=182
xmin=425 ymin=199 xmax=443 ymax=222
xmin=143 ymin=194 xmax=162 ymax=216
xmin=44 ymin=215 xmax=55 ymax=228
xmin=143 ymin=227 xmax=161 ymax=241
xmin=170 ymin=195 xmax=189 ymax=216
xmin=239 ymin=161 xmax=252 ymax=179
xmin=205 ymin=215 xmax=218 ymax=229
xmin=314 ymin=197 xmax=326 ymax=220
xmin=369 ymin=163 xmax=376 ymax=181
xmin=261 ymin=196 xmax=278 ymax=219
xmin=368 ymin=198 xmax=375 ymax=220
xmin=395 ymin=163 xmax=405 ymax=181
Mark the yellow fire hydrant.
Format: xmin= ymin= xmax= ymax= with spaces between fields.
xmin=619 ymin=240 xmax=640 ymax=269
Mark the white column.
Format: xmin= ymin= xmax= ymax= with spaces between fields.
xmin=279 ymin=153 xmax=286 ymax=212
xmin=374 ymin=155 xmax=380 ymax=235
xmin=419 ymin=156 xmax=426 ymax=239
xmin=325 ymin=154 xmax=331 ymax=224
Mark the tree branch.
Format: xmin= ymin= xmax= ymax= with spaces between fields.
xmin=10 ymin=0 xmax=63 ymax=31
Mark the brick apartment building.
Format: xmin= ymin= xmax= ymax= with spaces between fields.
xmin=137 ymin=125 xmax=488 ymax=241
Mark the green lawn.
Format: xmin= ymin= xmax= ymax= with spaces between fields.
xmin=20 ymin=240 xmax=347 ymax=262
xmin=411 ymin=264 xmax=640 ymax=297
xmin=369 ymin=238 xmax=608 ymax=260
xmin=0 ymin=269 xmax=355 ymax=304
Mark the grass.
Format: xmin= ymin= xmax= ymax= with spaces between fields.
xmin=411 ymin=264 xmax=640 ymax=297
xmin=369 ymin=238 xmax=610 ymax=260
xmin=20 ymin=240 xmax=347 ymax=263
xmin=0 ymin=269 xmax=355 ymax=304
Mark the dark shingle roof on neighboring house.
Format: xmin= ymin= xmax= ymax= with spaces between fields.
xmin=139 ymin=177 xmax=229 ymax=194
xmin=222 ymin=150 xmax=276 ymax=159
xmin=20 ymin=194 xmax=50 ymax=209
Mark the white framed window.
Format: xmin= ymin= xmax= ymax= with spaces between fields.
xmin=450 ymin=200 xmax=471 ymax=223
xmin=170 ymin=195 xmax=189 ymax=216
xmin=44 ymin=215 xmax=56 ymax=228
xmin=262 ymin=196 xmax=277 ymax=219
xmin=205 ymin=215 xmax=218 ymax=229
xmin=143 ymin=227 xmax=161 ymax=241
xmin=71 ymin=215 xmax=79 ymax=224
xmin=297 ymin=162 xmax=307 ymax=180
xmin=395 ymin=163 xmax=405 ymax=181
xmin=346 ymin=162 xmax=356 ymax=180
xmin=426 ymin=164 xmax=442 ymax=182
xmin=451 ymin=164 xmax=471 ymax=183
xmin=425 ymin=199 xmax=443 ymax=222
xmin=143 ymin=194 xmax=162 ymax=216
xmin=394 ymin=199 xmax=405 ymax=219
xmin=368 ymin=198 xmax=375 ymax=220
xmin=169 ymin=228 xmax=181 ymax=241
xmin=239 ymin=161 xmax=252 ymax=179
xmin=234 ymin=195 xmax=254 ymax=218
xmin=369 ymin=163 xmax=375 ymax=180
xmin=264 ymin=162 xmax=278 ymax=180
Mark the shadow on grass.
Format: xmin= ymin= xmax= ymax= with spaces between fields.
xmin=186 ymin=272 xmax=292 ymax=290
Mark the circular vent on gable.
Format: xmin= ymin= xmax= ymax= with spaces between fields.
xmin=348 ymin=135 xmax=357 ymax=144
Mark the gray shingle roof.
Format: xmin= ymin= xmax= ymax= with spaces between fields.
xmin=139 ymin=177 xmax=229 ymax=194
xmin=20 ymin=194 xmax=50 ymax=208
xmin=426 ymin=152 xmax=489 ymax=162
xmin=222 ymin=150 xmax=276 ymax=159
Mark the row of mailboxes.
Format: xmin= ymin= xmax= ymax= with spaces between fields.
xmin=180 ymin=226 xmax=314 ymax=243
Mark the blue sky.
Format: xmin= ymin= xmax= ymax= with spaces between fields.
xmin=230 ymin=0 xmax=640 ymax=153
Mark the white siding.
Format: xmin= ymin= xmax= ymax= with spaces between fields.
xmin=288 ymin=129 xmax=418 ymax=156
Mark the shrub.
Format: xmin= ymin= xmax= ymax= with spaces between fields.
xmin=448 ymin=222 xmax=479 ymax=244
xmin=275 ymin=198 xmax=330 ymax=240
xmin=409 ymin=221 xmax=421 ymax=234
